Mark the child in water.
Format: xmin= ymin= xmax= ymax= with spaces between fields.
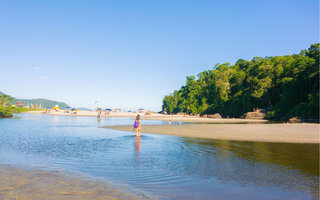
xmin=133 ymin=114 xmax=142 ymax=137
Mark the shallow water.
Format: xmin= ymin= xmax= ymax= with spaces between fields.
xmin=0 ymin=114 xmax=319 ymax=200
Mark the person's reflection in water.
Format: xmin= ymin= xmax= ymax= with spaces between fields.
xmin=134 ymin=136 xmax=141 ymax=164
xmin=97 ymin=117 xmax=101 ymax=125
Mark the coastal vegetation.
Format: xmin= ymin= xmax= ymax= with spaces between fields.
xmin=12 ymin=98 xmax=69 ymax=109
xmin=162 ymin=44 xmax=319 ymax=120
xmin=0 ymin=105 xmax=39 ymax=118
xmin=0 ymin=94 xmax=44 ymax=118
xmin=1 ymin=91 xmax=70 ymax=109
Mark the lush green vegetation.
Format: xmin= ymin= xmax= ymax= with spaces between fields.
xmin=12 ymin=98 xmax=69 ymax=109
xmin=0 ymin=92 xmax=70 ymax=117
xmin=0 ymin=95 xmax=44 ymax=118
xmin=162 ymin=44 xmax=319 ymax=120
xmin=0 ymin=91 xmax=70 ymax=109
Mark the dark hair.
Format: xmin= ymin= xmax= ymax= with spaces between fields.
xmin=136 ymin=114 xmax=140 ymax=120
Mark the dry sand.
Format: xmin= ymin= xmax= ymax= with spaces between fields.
xmin=38 ymin=110 xmax=165 ymax=118
xmin=143 ymin=116 xmax=268 ymax=123
xmin=33 ymin=111 xmax=268 ymax=124
xmin=28 ymin=111 xmax=319 ymax=143
xmin=0 ymin=166 xmax=152 ymax=200
xmin=104 ymin=123 xmax=320 ymax=143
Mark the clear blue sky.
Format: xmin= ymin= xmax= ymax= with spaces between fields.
xmin=0 ymin=0 xmax=318 ymax=111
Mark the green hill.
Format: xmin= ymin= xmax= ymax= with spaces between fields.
xmin=13 ymin=98 xmax=70 ymax=109
xmin=0 ymin=91 xmax=70 ymax=109
xmin=162 ymin=44 xmax=319 ymax=120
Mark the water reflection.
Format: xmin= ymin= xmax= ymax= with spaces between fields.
xmin=0 ymin=114 xmax=318 ymax=200
xmin=173 ymin=137 xmax=319 ymax=199
xmin=180 ymin=138 xmax=319 ymax=176
xmin=135 ymin=136 xmax=141 ymax=163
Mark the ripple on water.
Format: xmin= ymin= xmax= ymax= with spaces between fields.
xmin=0 ymin=114 xmax=318 ymax=200
xmin=0 ymin=165 xmax=154 ymax=200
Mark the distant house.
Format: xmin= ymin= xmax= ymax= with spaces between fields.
xmin=16 ymin=101 xmax=24 ymax=107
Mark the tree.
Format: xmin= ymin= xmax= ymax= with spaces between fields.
xmin=0 ymin=95 xmax=15 ymax=107
xmin=162 ymin=44 xmax=319 ymax=119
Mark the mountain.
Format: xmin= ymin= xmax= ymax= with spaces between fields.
xmin=13 ymin=98 xmax=70 ymax=109
xmin=0 ymin=91 xmax=70 ymax=109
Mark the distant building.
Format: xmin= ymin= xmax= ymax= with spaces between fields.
xmin=15 ymin=101 xmax=24 ymax=107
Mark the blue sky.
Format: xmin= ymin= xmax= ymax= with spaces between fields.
xmin=0 ymin=0 xmax=318 ymax=111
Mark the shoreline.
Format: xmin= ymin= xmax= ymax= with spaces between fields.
xmin=28 ymin=111 xmax=271 ymax=123
xmin=0 ymin=165 xmax=151 ymax=200
xmin=103 ymin=123 xmax=320 ymax=144
xmin=143 ymin=116 xmax=269 ymax=123
xmin=26 ymin=111 xmax=319 ymax=124
xmin=22 ymin=112 xmax=320 ymax=143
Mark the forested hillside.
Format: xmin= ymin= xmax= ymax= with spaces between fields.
xmin=162 ymin=44 xmax=319 ymax=119
xmin=0 ymin=92 xmax=70 ymax=109
xmin=12 ymin=98 xmax=69 ymax=109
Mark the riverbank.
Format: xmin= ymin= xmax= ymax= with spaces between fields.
xmin=0 ymin=165 xmax=150 ymax=200
xmin=104 ymin=123 xmax=320 ymax=143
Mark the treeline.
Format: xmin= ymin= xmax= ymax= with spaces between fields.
xmin=0 ymin=91 xmax=70 ymax=109
xmin=12 ymin=98 xmax=69 ymax=109
xmin=0 ymin=95 xmax=41 ymax=118
xmin=162 ymin=44 xmax=319 ymax=119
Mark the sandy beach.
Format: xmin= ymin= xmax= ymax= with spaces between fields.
xmin=104 ymin=123 xmax=320 ymax=143
xmin=143 ymin=116 xmax=269 ymax=123
xmin=35 ymin=110 xmax=165 ymax=118
xmin=0 ymin=166 xmax=151 ymax=200
xmin=33 ymin=110 xmax=268 ymax=123
xmin=29 ymin=111 xmax=320 ymax=143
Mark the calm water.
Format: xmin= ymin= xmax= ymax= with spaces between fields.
xmin=0 ymin=114 xmax=318 ymax=200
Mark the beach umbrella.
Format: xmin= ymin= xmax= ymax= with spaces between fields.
xmin=71 ymin=108 xmax=79 ymax=111
xmin=147 ymin=110 xmax=152 ymax=113
xmin=114 ymin=108 xmax=120 ymax=111
xmin=105 ymin=108 xmax=112 ymax=111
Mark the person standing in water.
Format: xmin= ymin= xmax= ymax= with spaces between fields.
xmin=134 ymin=114 xmax=142 ymax=137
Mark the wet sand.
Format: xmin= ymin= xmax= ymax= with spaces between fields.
xmin=104 ymin=123 xmax=320 ymax=143
xmin=0 ymin=166 xmax=152 ymax=200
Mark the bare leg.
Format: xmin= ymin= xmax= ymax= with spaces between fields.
xmin=136 ymin=128 xmax=140 ymax=137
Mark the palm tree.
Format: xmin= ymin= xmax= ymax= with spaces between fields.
xmin=0 ymin=95 xmax=15 ymax=107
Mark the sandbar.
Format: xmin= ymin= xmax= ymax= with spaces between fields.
xmin=32 ymin=111 xmax=268 ymax=123
xmin=104 ymin=123 xmax=320 ymax=143
xmin=0 ymin=166 xmax=152 ymax=200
